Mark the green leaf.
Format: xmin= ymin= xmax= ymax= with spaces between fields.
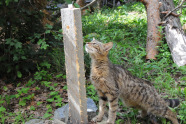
xmin=184 ymin=87 xmax=186 ymax=100
xmin=40 ymin=61 xmax=51 ymax=69
xmin=45 ymin=30 xmax=50 ymax=34
xmin=35 ymin=87 xmax=40 ymax=90
xmin=181 ymin=76 xmax=186 ymax=81
xmin=37 ymin=101 xmax=42 ymax=106
xmin=50 ymin=91 xmax=58 ymax=96
xmin=46 ymin=104 xmax=51 ymax=109
xmin=41 ymin=43 xmax=49 ymax=50
xmin=0 ymin=106 xmax=6 ymax=112
xmin=43 ymin=112 xmax=52 ymax=119
xmin=55 ymin=74 xmax=63 ymax=78
xmin=19 ymin=100 xmax=26 ymax=106
xmin=45 ymin=24 xmax=53 ymax=29
xmin=30 ymin=106 xmax=35 ymax=111
xmin=15 ymin=42 xmax=22 ymax=49
xmin=55 ymin=102 xmax=62 ymax=107
xmin=0 ymin=100 xmax=5 ymax=104
xmin=3 ymin=86 xmax=8 ymax=91
xmin=17 ymin=71 xmax=22 ymax=78
xmin=65 ymin=0 xmax=72 ymax=4
xmin=15 ymin=94 xmax=20 ymax=98
xmin=47 ymin=98 xmax=54 ymax=102
xmin=13 ymin=55 xmax=19 ymax=61
xmin=74 ymin=3 xmax=80 ymax=8
xmin=5 ymin=38 xmax=12 ymax=44
xmin=37 ymin=39 xmax=44 ymax=45
xmin=63 ymin=85 xmax=68 ymax=90
xmin=5 ymin=0 xmax=11 ymax=6
xmin=21 ymin=56 xmax=26 ymax=60
xmin=21 ymin=88 xmax=30 ymax=94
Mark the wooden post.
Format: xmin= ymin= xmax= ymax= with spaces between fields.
xmin=61 ymin=5 xmax=88 ymax=124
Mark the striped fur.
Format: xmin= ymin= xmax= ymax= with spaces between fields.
xmin=165 ymin=99 xmax=180 ymax=108
xmin=85 ymin=39 xmax=179 ymax=124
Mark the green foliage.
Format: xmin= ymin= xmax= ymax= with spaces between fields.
xmin=0 ymin=0 xmax=64 ymax=82
xmin=86 ymin=83 xmax=99 ymax=103
xmin=178 ymin=101 xmax=186 ymax=123
xmin=47 ymin=91 xmax=63 ymax=107
xmin=43 ymin=105 xmax=53 ymax=119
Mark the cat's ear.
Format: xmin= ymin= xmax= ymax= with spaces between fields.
xmin=93 ymin=37 xmax=95 ymax=40
xmin=104 ymin=42 xmax=113 ymax=51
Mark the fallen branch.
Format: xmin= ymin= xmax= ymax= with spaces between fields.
xmin=163 ymin=0 xmax=185 ymax=20
xmin=80 ymin=0 xmax=97 ymax=10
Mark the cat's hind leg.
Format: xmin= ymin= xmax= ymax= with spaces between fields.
xmin=140 ymin=109 xmax=147 ymax=118
xmin=148 ymin=107 xmax=179 ymax=124
xmin=163 ymin=108 xmax=179 ymax=124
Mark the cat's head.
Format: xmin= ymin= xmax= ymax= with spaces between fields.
xmin=85 ymin=38 xmax=113 ymax=58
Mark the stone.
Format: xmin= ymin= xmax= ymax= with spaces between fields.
xmin=54 ymin=104 xmax=69 ymax=123
xmin=53 ymin=98 xmax=98 ymax=122
xmin=25 ymin=119 xmax=44 ymax=124
xmin=87 ymin=98 xmax=97 ymax=121
xmin=25 ymin=119 xmax=65 ymax=124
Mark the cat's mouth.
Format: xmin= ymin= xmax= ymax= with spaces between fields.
xmin=85 ymin=44 xmax=93 ymax=53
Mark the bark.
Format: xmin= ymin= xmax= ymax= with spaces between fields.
xmin=139 ymin=0 xmax=161 ymax=59
xmin=159 ymin=0 xmax=186 ymax=66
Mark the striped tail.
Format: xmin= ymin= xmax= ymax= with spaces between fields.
xmin=165 ymin=99 xmax=180 ymax=108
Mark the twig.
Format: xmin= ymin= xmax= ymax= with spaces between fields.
xmin=80 ymin=0 xmax=97 ymax=10
xmin=163 ymin=0 xmax=185 ymax=20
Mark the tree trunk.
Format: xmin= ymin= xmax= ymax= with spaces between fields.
xmin=159 ymin=0 xmax=186 ymax=66
xmin=139 ymin=0 xmax=161 ymax=60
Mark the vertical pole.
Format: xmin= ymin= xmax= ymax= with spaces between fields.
xmin=61 ymin=6 xmax=88 ymax=124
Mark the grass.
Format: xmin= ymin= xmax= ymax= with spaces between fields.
xmin=0 ymin=1 xmax=186 ymax=124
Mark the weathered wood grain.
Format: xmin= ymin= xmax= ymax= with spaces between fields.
xmin=61 ymin=7 xmax=88 ymax=124
xmin=159 ymin=0 xmax=186 ymax=66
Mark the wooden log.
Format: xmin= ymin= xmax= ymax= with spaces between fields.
xmin=159 ymin=0 xmax=186 ymax=66
xmin=139 ymin=0 xmax=161 ymax=59
xmin=61 ymin=7 xmax=88 ymax=123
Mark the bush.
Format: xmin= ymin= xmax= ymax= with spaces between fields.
xmin=0 ymin=0 xmax=64 ymax=82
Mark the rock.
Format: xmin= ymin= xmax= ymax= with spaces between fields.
xmin=45 ymin=119 xmax=65 ymax=124
xmin=53 ymin=104 xmax=69 ymax=123
xmin=25 ymin=119 xmax=44 ymax=124
xmin=25 ymin=119 xmax=65 ymax=124
xmin=53 ymin=98 xmax=98 ymax=122
xmin=87 ymin=98 xmax=97 ymax=121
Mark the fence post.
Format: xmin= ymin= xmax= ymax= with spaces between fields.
xmin=61 ymin=5 xmax=88 ymax=124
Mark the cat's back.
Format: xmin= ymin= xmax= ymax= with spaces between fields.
xmin=111 ymin=64 xmax=154 ymax=87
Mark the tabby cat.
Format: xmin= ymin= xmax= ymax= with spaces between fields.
xmin=85 ymin=38 xmax=180 ymax=124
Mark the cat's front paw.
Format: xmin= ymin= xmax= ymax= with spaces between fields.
xmin=92 ymin=116 xmax=103 ymax=122
xmin=106 ymin=120 xmax=115 ymax=124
